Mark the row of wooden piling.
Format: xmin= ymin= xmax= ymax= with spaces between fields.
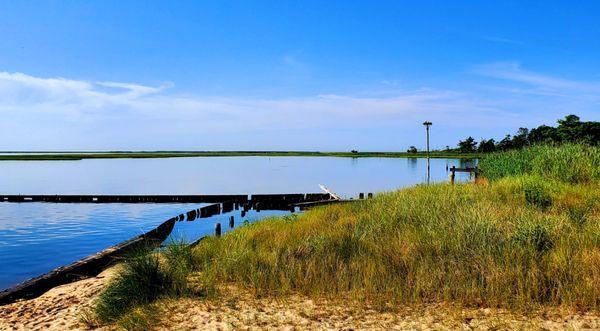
xmin=0 ymin=193 xmax=332 ymax=204
xmin=182 ymin=191 xmax=375 ymax=238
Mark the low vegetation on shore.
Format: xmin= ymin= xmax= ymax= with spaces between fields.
xmin=86 ymin=144 xmax=600 ymax=329
xmin=0 ymin=150 xmax=479 ymax=161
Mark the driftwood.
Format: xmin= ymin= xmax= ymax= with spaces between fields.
xmin=0 ymin=217 xmax=176 ymax=306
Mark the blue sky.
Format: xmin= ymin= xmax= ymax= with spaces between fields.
xmin=0 ymin=1 xmax=599 ymax=151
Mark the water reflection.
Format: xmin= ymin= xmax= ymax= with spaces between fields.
xmin=0 ymin=157 xmax=476 ymax=197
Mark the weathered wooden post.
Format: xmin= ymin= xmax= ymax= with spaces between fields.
xmin=367 ymin=193 xmax=373 ymax=199
xmin=359 ymin=193 xmax=364 ymax=199
xmin=215 ymin=223 xmax=222 ymax=237
xmin=229 ymin=216 xmax=234 ymax=228
xmin=449 ymin=166 xmax=456 ymax=185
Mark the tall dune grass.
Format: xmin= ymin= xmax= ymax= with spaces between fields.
xmin=86 ymin=242 xmax=196 ymax=328
xmin=194 ymin=177 xmax=600 ymax=309
xmin=478 ymin=144 xmax=600 ymax=183
xmin=91 ymin=145 xmax=600 ymax=328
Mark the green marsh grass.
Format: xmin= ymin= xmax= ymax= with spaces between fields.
xmin=478 ymin=144 xmax=600 ymax=183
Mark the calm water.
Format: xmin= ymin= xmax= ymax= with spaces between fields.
xmin=0 ymin=156 xmax=474 ymax=290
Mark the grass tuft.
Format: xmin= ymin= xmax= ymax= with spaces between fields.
xmin=87 ymin=242 xmax=196 ymax=328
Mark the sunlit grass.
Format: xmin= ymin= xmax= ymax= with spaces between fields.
xmin=84 ymin=242 xmax=199 ymax=329
xmin=194 ymin=176 xmax=600 ymax=309
xmin=478 ymin=144 xmax=600 ymax=184
xmin=90 ymin=145 xmax=600 ymax=328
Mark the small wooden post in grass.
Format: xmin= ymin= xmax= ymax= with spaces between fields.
xmin=229 ymin=216 xmax=234 ymax=228
xmin=368 ymin=192 xmax=373 ymax=199
xmin=449 ymin=166 xmax=456 ymax=185
xmin=215 ymin=223 xmax=221 ymax=237
xmin=359 ymin=193 xmax=364 ymax=199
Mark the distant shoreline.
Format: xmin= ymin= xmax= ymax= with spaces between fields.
xmin=0 ymin=151 xmax=481 ymax=161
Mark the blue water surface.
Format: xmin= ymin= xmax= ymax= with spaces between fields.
xmin=0 ymin=156 xmax=474 ymax=290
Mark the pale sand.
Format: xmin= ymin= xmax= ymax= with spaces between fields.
xmin=1 ymin=270 xmax=600 ymax=330
xmin=0 ymin=268 xmax=117 ymax=331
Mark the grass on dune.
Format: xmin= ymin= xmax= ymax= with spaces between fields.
xmin=194 ymin=178 xmax=600 ymax=309
xmin=84 ymin=242 xmax=197 ymax=329
xmin=89 ymin=144 xmax=600 ymax=328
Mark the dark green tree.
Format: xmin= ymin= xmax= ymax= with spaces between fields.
xmin=478 ymin=139 xmax=496 ymax=153
xmin=579 ymin=121 xmax=600 ymax=145
xmin=557 ymin=114 xmax=582 ymax=142
xmin=528 ymin=125 xmax=558 ymax=145
xmin=511 ymin=127 xmax=530 ymax=149
xmin=496 ymin=134 xmax=513 ymax=151
xmin=458 ymin=136 xmax=477 ymax=153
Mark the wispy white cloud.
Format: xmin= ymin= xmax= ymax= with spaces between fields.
xmin=0 ymin=68 xmax=597 ymax=150
xmin=0 ymin=71 xmax=506 ymax=149
xmin=95 ymin=81 xmax=173 ymax=98
xmin=472 ymin=62 xmax=600 ymax=94
xmin=0 ymin=71 xmax=493 ymax=127
xmin=483 ymin=36 xmax=525 ymax=46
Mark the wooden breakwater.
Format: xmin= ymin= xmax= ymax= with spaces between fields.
xmin=0 ymin=217 xmax=176 ymax=305
xmin=0 ymin=194 xmax=249 ymax=203
xmin=0 ymin=193 xmax=332 ymax=204
xmin=0 ymin=191 xmax=375 ymax=304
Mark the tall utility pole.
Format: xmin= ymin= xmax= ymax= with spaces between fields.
xmin=423 ymin=121 xmax=432 ymax=157
xmin=423 ymin=121 xmax=432 ymax=184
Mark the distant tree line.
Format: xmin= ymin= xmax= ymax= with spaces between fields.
xmin=455 ymin=115 xmax=600 ymax=153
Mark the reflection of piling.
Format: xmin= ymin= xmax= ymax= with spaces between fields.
xmin=229 ymin=216 xmax=234 ymax=228
xmin=215 ymin=223 xmax=221 ymax=237
xmin=427 ymin=158 xmax=431 ymax=184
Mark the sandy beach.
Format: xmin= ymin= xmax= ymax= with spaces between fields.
xmin=2 ymin=268 xmax=600 ymax=330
